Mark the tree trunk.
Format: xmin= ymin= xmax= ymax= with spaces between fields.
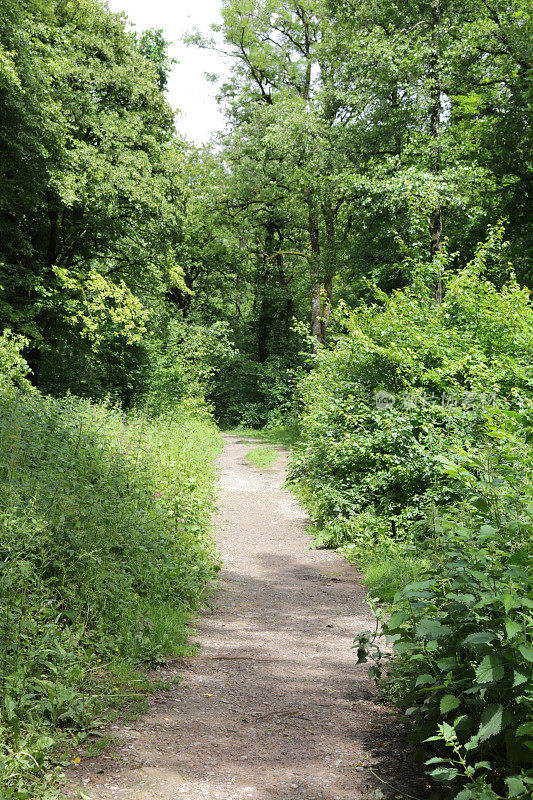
xmin=429 ymin=0 xmax=443 ymax=304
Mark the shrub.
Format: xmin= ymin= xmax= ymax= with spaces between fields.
xmin=290 ymin=255 xmax=533 ymax=538
xmin=144 ymin=319 xmax=235 ymax=415
xmin=210 ymin=323 xmax=313 ymax=428
xmin=357 ymin=413 xmax=533 ymax=799
xmin=0 ymin=330 xmax=32 ymax=391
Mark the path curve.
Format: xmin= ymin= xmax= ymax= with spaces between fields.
xmin=66 ymin=435 xmax=426 ymax=800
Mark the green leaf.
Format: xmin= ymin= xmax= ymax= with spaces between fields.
xmin=430 ymin=766 xmax=458 ymax=781
xmin=513 ymin=670 xmax=529 ymax=687
xmin=476 ymin=704 xmax=504 ymax=742
xmin=463 ymin=631 xmax=496 ymax=645
xmin=440 ymin=694 xmax=460 ymax=714
xmin=503 ymin=594 xmax=516 ymax=613
xmin=454 ymin=790 xmax=473 ymax=800
xmin=479 ymin=524 xmax=498 ymax=537
xmin=516 ymin=721 xmax=533 ymax=738
xmin=415 ymin=673 xmax=436 ymax=686
xmin=416 ymin=618 xmax=451 ymax=638
xmin=505 ymin=776 xmax=526 ymax=798
xmin=387 ymin=610 xmax=409 ymax=629
xmin=518 ymin=644 xmax=533 ymax=662
xmin=475 ymin=654 xmax=504 ymax=684
xmin=505 ymin=619 xmax=522 ymax=639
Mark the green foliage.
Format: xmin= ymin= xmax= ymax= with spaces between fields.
xmin=290 ymin=248 xmax=533 ymax=533
xmin=144 ymin=319 xmax=235 ymax=415
xmin=0 ymin=387 xmax=221 ymax=794
xmin=0 ymin=330 xmax=32 ymax=392
xmin=211 ymin=326 xmax=311 ymax=428
xmin=313 ymin=513 xmax=429 ymax=603
xmin=355 ymin=415 xmax=533 ymax=798
xmin=292 ymin=248 xmax=533 ymax=796
xmin=211 ymin=353 xmax=297 ymax=427
xmin=228 ymin=421 xmax=300 ymax=447
xmin=0 ymin=0 xmax=185 ymax=398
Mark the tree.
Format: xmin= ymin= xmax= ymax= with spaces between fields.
xmin=0 ymin=0 xmax=188 ymax=399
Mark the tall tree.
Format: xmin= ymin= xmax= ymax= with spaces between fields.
xmin=0 ymin=0 xmax=187 ymax=398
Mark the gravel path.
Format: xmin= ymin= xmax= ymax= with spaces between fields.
xmin=65 ymin=435 xmax=427 ymax=800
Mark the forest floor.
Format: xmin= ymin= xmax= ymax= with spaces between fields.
xmin=64 ymin=435 xmax=429 ymax=800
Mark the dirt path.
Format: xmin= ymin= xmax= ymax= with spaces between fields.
xmin=66 ymin=435 xmax=427 ymax=800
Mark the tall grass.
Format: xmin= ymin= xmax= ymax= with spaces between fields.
xmin=0 ymin=388 xmax=221 ymax=797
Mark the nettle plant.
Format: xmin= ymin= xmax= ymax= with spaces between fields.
xmin=356 ymin=413 xmax=533 ymax=800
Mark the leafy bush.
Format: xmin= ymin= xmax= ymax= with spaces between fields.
xmin=313 ymin=512 xmax=429 ymax=603
xmin=211 ymin=323 xmax=313 ymax=428
xmin=290 ymin=252 xmax=533 ymax=538
xmin=0 ymin=330 xmax=32 ymax=392
xmin=356 ymin=414 xmax=533 ymax=799
xmin=144 ymin=319 xmax=235 ymax=415
xmin=0 ymin=387 xmax=221 ymax=796
xmin=290 ymin=249 xmax=533 ymax=798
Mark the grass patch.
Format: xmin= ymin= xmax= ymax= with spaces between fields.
xmin=227 ymin=421 xmax=299 ymax=448
xmin=245 ymin=446 xmax=280 ymax=470
xmin=339 ymin=544 xmax=428 ymax=603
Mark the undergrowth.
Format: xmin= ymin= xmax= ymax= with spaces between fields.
xmin=0 ymin=387 xmax=221 ymax=797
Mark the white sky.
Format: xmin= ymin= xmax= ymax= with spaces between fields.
xmin=106 ymin=0 xmax=230 ymax=143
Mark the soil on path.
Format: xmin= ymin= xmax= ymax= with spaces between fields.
xmin=66 ymin=435 xmax=428 ymax=800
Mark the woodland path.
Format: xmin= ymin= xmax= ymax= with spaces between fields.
xmin=66 ymin=435 xmax=427 ymax=800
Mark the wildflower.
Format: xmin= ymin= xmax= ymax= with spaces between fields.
xmin=72 ymin=757 xmax=81 ymax=764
